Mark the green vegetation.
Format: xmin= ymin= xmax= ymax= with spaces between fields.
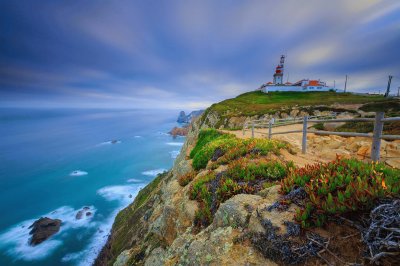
xmin=101 ymin=171 xmax=169 ymax=265
xmin=190 ymin=129 xmax=286 ymax=170
xmin=205 ymin=91 xmax=388 ymax=120
xmin=280 ymin=158 xmax=400 ymax=228
xmin=189 ymin=159 xmax=289 ymax=228
xmin=312 ymin=122 xmax=325 ymax=130
xmin=178 ymin=170 xmax=198 ymax=186
xmin=360 ymin=100 xmax=400 ymax=117
xmin=335 ymin=121 xmax=374 ymax=133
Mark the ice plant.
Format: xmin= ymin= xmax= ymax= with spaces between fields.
xmin=281 ymin=157 xmax=400 ymax=227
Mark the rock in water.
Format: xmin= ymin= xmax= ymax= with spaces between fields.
xmin=177 ymin=111 xmax=189 ymax=123
xmin=28 ymin=217 xmax=61 ymax=246
xmin=76 ymin=210 xmax=84 ymax=220
xmin=169 ymin=126 xmax=189 ymax=137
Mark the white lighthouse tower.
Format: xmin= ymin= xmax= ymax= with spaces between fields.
xmin=273 ymin=55 xmax=285 ymax=85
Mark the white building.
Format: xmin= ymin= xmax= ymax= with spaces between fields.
xmin=259 ymin=55 xmax=334 ymax=93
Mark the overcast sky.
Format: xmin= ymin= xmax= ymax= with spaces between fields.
xmin=1 ymin=0 xmax=400 ymax=109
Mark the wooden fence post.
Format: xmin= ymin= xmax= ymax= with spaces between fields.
xmin=251 ymin=123 xmax=254 ymax=138
xmin=242 ymin=122 xmax=246 ymax=136
xmin=268 ymin=121 xmax=272 ymax=139
xmin=302 ymin=115 xmax=308 ymax=154
xmin=371 ymin=112 xmax=384 ymax=161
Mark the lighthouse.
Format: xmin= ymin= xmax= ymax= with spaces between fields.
xmin=273 ymin=55 xmax=285 ymax=85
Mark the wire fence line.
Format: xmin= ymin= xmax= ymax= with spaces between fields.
xmin=243 ymin=112 xmax=400 ymax=162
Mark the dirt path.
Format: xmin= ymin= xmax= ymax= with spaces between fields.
xmin=221 ymin=124 xmax=400 ymax=168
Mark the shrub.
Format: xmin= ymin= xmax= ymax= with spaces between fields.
xmin=190 ymin=129 xmax=232 ymax=159
xmin=280 ymin=158 xmax=400 ymax=227
xmin=312 ymin=123 xmax=325 ymax=130
xmin=189 ymin=159 xmax=289 ymax=228
xmin=226 ymin=158 xmax=288 ymax=182
xmin=190 ymin=129 xmax=286 ymax=171
xmin=178 ymin=171 xmax=198 ymax=186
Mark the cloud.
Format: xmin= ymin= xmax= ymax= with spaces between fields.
xmin=1 ymin=0 xmax=399 ymax=108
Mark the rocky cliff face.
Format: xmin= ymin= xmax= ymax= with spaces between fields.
xmin=95 ymin=101 xmax=398 ymax=266
xmin=95 ymin=112 xmax=278 ymax=265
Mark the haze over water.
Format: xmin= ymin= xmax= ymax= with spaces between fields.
xmin=0 ymin=108 xmax=183 ymax=266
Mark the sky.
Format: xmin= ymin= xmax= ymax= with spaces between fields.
xmin=1 ymin=0 xmax=400 ymax=109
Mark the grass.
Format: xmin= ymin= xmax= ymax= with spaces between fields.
xmin=189 ymin=159 xmax=290 ymax=228
xmin=280 ymin=158 xmax=400 ymax=227
xmin=185 ymin=130 xmax=291 ymax=228
xmin=359 ymin=100 xmax=400 ymax=117
xmin=107 ymin=171 xmax=169 ymax=264
xmin=190 ymin=129 xmax=286 ymax=170
xmin=206 ymin=91 xmax=389 ymax=119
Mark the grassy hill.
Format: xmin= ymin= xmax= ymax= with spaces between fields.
xmin=206 ymin=91 xmax=393 ymax=118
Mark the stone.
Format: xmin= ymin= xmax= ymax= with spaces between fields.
xmin=177 ymin=111 xmax=189 ymax=123
xmin=29 ymin=217 xmax=61 ymax=245
xmin=114 ymin=250 xmax=131 ymax=266
xmin=75 ymin=210 xmax=84 ymax=220
xmin=211 ymin=147 xmax=225 ymax=161
xmin=212 ymin=194 xmax=262 ymax=229
xmin=357 ymin=146 xmax=370 ymax=158
xmin=169 ymin=126 xmax=189 ymax=137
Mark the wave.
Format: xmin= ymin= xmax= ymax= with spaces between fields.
xmin=141 ymin=169 xmax=167 ymax=177
xmin=127 ymin=178 xmax=142 ymax=183
xmin=97 ymin=184 xmax=144 ymax=205
xmin=98 ymin=140 xmax=121 ymax=146
xmin=70 ymin=170 xmax=88 ymax=176
xmin=133 ymin=135 xmax=142 ymax=138
xmin=0 ymin=205 xmax=96 ymax=261
xmin=62 ymin=185 xmax=143 ymax=265
xmin=166 ymin=142 xmax=184 ymax=146
xmin=169 ymin=150 xmax=180 ymax=159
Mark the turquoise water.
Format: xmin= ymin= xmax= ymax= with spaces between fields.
xmin=0 ymin=108 xmax=183 ymax=266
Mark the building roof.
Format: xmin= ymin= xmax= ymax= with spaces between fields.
xmin=307 ymin=80 xmax=321 ymax=86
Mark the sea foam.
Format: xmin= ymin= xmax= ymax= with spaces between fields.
xmin=0 ymin=205 xmax=96 ymax=261
xmin=70 ymin=170 xmax=88 ymax=176
xmin=166 ymin=142 xmax=184 ymax=146
xmin=141 ymin=169 xmax=167 ymax=177
xmin=62 ymin=185 xmax=143 ymax=265
xmin=169 ymin=150 xmax=180 ymax=159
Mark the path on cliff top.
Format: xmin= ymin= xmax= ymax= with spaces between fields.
xmin=221 ymin=123 xmax=400 ymax=168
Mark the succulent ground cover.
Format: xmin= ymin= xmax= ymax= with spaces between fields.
xmin=178 ymin=129 xmax=291 ymax=227
xmin=189 ymin=128 xmax=286 ymax=170
xmin=280 ymin=157 xmax=400 ymax=228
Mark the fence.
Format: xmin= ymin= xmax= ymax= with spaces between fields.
xmin=243 ymin=112 xmax=400 ymax=161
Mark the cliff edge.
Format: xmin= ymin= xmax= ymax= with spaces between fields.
xmin=95 ymin=91 xmax=400 ymax=266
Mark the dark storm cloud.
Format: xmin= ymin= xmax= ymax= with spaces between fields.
xmin=1 ymin=0 xmax=399 ymax=108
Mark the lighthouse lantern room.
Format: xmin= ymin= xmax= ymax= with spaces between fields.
xmin=273 ymin=55 xmax=285 ymax=85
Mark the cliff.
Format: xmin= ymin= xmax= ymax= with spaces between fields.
xmin=95 ymin=91 xmax=400 ymax=266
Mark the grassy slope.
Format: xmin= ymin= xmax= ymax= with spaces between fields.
xmin=207 ymin=91 xmax=389 ymax=118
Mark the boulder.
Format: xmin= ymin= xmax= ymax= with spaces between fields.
xmin=75 ymin=210 xmax=84 ymax=220
xmin=29 ymin=217 xmax=61 ymax=245
xmin=212 ymin=194 xmax=262 ymax=229
xmin=357 ymin=146 xmax=370 ymax=158
xmin=177 ymin=111 xmax=189 ymax=123
xmin=169 ymin=126 xmax=189 ymax=137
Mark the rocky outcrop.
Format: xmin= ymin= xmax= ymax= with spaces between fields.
xmin=168 ymin=126 xmax=189 ymax=137
xmin=28 ymin=217 xmax=61 ymax=246
xmin=177 ymin=110 xmax=204 ymax=124
xmin=96 ymin=98 xmax=399 ymax=265
xmin=177 ymin=111 xmax=189 ymax=123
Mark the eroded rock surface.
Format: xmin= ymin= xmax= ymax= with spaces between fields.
xmin=28 ymin=217 xmax=61 ymax=245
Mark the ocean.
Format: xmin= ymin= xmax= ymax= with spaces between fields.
xmin=0 ymin=108 xmax=183 ymax=266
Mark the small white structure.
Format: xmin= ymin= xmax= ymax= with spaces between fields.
xmin=259 ymin=55 xmax=333 ymax=93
